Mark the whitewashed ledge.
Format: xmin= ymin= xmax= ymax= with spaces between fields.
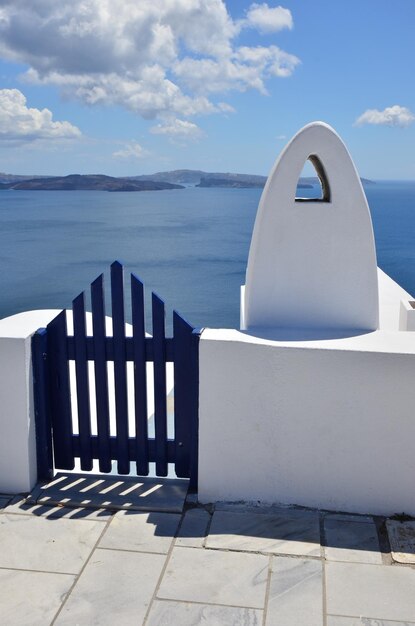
xmin=198 ymin=267 xmax=415 ymax=516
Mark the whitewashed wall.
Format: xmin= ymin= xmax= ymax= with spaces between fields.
xmin=203 ymin=122 xmax=415 ymax=516
xmin=0 ymin=310 xmax=60 ymax=493
xmin=198 ymin=322 xmax=415 ymax=516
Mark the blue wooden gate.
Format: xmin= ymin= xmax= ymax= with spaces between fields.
xmin=32 ymin=262 xmax=200 ymax=489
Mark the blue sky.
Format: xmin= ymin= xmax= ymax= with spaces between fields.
xmin=0 ymin=0 xmax=414 ymax=179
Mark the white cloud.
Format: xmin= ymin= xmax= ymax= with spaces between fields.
xmin=217 ymin=102 xmax=236 ymax=114
xmin=150 ymin=118 xmax=204 ymax=140
xmin=355 ymin=105 xmax=415 ymax=128
xmin=113 ymin=141 xmax=147 ymax=159
xmin=0 ymin=88 xmax=81 ymax=141
xmin=173 ymin=46 xmax=299 ymax=95
xmin=245 ymin=3 xmax=293 ymax=33
xmin=0 ymin=1 xmax=298 ymax=127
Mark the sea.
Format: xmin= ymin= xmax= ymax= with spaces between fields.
xmin=0 ymin=181 xmax=414 ymax=331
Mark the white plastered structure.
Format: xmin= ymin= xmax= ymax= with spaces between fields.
xmin=0 ymin=310 xmax=60 ymax=493
xmin=198 ymin=122 xmax=415 ymax=516
xmin=242 ymin=122 xmax=379 ymax=333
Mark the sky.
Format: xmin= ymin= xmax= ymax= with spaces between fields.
xmin=0 ymin=0 xmax=414 ymax=179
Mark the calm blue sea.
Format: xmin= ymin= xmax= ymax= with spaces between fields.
xmin=0 ymin=182 xmax=414 ymax=330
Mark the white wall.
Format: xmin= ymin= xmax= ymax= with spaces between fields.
xmin=198 ymin=326 xmax=415 ymax=516
xmin=0 ymin=310 xmax=61 ymax=493
xmin=216 ymin=123 xmax=415 ymax=515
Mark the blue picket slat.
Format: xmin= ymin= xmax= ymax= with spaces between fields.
xmin=131 ymin=274 xmax=149 ymax=475
xmin=173 ymin=311 xmax=193 ymax=478
xmin=47 ymin=310 xmax=75 ymax=469
xmin=111 ymin=261 xmax=130 ymax=474
xmin=72 ymin=292 xmax=93 ymax=471
xmin=91 ymin=274 xmax=112 ymax=472
xmin=152 ymin=292 xmax=168 ymax=476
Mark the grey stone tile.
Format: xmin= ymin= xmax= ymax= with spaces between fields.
xmin=4 ymin=497 xmax=112 ymax=521
xmin=324 ymin=513 xmax=375 ymax=524
xmin=176 ymin=508 xmax=211 ymax=548
xmin=266 ymin=556 xmax=323 ymax=626
xmin=99 ymin=510 xmax=180 ymax=553
xmin=327 ymin=616 xmax=415 ymax=625
xmin=324 ymin=519 xmax=382 ymax=564
xmin=214 ymin=502 xmax=310 ymax=515
xmin=186 ymin=492 xmax=199 ymax=505
xmin=147 ymin=600 xmax=263 ymax=625
xmin=206 ymin=509 xmax=321 ymax=556
xmin=386 ymin=520 xmax=415 ymax=564
xmin=55 ymin=548 xmax=166 ymax=625
xmin=0 ymin=496 xmax=11 ymax=509
xmin=326 ymin=561 xmax=415 ymax=622
xmin=29 ymin=471 xmax=188 ymax=513
xmin=158 ymin=546 xmax=268 ymax=608
xmin=0 ymin=568 xmax=75 ymax=626
xmin=0 ymin=513 xmax=104 ymax=574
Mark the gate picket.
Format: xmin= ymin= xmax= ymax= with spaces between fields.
xmin=111 ymin=261 xmax=130 ymax=474
xmin=91 ymin=274 xmax=112 ymax=472
xmin=131 ymin=274 xmax=149 ymax=475
xmin=152 ymin=292 xmax=168 ymax=476
xmin=72 ymin=292 xmax=93 ymax=470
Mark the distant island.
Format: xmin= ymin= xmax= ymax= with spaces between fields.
xmin=0 ymin=170 xmax=375 ymax=191
xmin=131 ymin=169 xmax=374 ymax=187
xmin=197 ymin=177 xmax=265 ymax=189
xmin=132 ymin=169 xmax=268 ymax=186
xmin=0 ymin=174 xmax=183 ymax=192
xmin=197 ymin=177 xmax=313 ymax=189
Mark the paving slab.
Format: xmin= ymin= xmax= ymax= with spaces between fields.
xmin=0 ymin=513 xmax=104 ymax=574
xmin=266 ymin=557 xmax=323 ymax=626
xmin=147 ymin=599 xmax=263 ymax=625
xmin=327 ymin=616 xmax=415 ymax=625
xmin=4 ymin=497 xmax=112 ymax=521
xmin=0 ymin=568 xmax=75 ymax=626
xmin=386 ymin=520 xmax=415 ymax=564
xmin=0 ymin=496 xmax=11 ymax=509
xmin=326 ymin=561 xmax=415 ymax=622
xmin=99 ymin=510 xmax=180 ymax=553
xmin=28 ymin=472 xmax=188 ymax=513
xmin=158 ymin=545 xmax=268 ymax=608
xmin=323 ymin=513 xmax=375 ymax=524
xmin=206 ymin=509 xmax=321 ymax=556
xmin=176 ymin=508 xmax=211 ymax=548
xmin=54 ymin=548 xmax=166 ymax=625
xmin=324 ymin=518 xmax=382 ymax=564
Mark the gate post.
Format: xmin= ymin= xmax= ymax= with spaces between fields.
xmin=173 ymin=310 xmax=201 ymax=490
xmin=189 ymin=329 xmax=201 ymax=492
xmin=32 ymin=328 xmax=53 ymax=481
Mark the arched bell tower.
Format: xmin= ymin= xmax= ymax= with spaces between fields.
xmin=242 ymin=122 xmax=379 ymax=333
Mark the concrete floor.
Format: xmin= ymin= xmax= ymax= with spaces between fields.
xmin=1 ymin=476 xmax=415 ymax=625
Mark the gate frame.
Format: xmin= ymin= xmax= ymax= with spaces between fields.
xmin=32 ymin=262 xmax=200 ymax=490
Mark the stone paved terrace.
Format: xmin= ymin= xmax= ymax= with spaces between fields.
xmin=1 ymin=475 xmax=415 ymax=625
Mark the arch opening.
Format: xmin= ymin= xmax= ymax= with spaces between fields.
xmin=295 ymin=155 xmax=331 ymax=202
